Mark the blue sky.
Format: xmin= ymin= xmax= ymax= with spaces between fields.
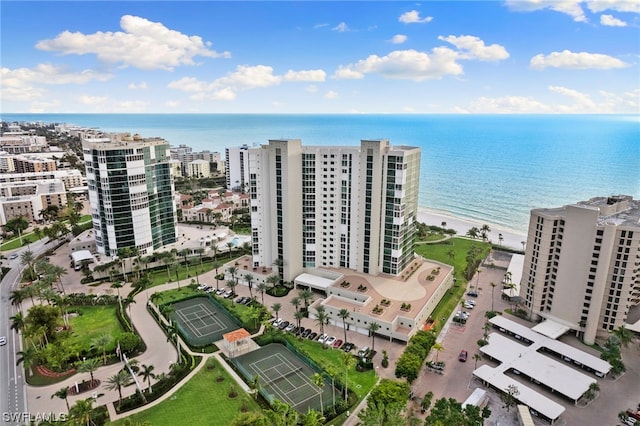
xmin=1 ymin=1 xmax=638 ymax=113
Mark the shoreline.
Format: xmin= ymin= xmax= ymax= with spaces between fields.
xmin=417 ymin=207 xmax=527 ymax=251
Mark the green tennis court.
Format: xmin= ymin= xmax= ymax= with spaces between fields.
xmin=233 ymin=343 xmax=336 ymax=413
xmin=168 ymin=296 xmax=239 ymax=347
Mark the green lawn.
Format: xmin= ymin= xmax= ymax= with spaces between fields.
xmin=415 ymin=237 xmax=490 ymax=283
xmin=110 ymin=358 xmax=261 ymax=426
xmin=67 ymin=305 xmax=126 ymax=353
xmin=144 ymin=255 xmax=246 ymax=289
xmin=150 ymin=286 xmax=201 ymax=305
xmin=1 ymin=215 xmax=92 ymax=251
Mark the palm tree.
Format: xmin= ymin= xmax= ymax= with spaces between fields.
xmin=368 ymin=322 xmax=380 ymax=352
xmin=312 ymin=373 xmax=324 ymax=413
xmin=612 ymin=326 xmax=634 ymax=348
xmin=20 ymin=250 xmax=36 ymax=279
xmin=490 ymin=282 xmax=496 ymax=312
xmin=91 ymin=333 xmax=112 ymax=365
xmin=138 ymin=363 xmax=156 ymax=393
xmin=166 ymin=322 xmax=182 ymax=363
xmin=266 ymin=274 xmax=280 ymax=291
xmin=271 ymin=303 xmax=282 ymax=321
xmin=227 ymin=279 xmax=238 ymax=302
xmin=244 ymin=274 xmax=255 ymax=300
xmin=298 ymin=288 xmax=314 ymax=311
xmin=9 ymin=289 xmax=25 ymax=310
xmin=78 ymin=357 xmax=101 ymax=385
xmin=10 ymin=312 xmax=25 ymax=334
xmin=432 ymin=342 xmax=444 ymax=362
xmin=341 ymin=351 xmax=356 ymax=400
xmin=474 ymin=268 xmax=482 ymax=291
xmin=290 ymin=296 xmax=301 ymax=313
xmin=51 ymin=264 xmax=68 ymax=294
xmin=256 ymin=282 xmax=268 ymax=305
xmin=294 ymin=310 xmax=305 ymax=334
xmin=105 ymin=370 xmax=132 ymax=407
xmin=226 ymin=241 xmax=234 ymax=258
xmin=480 ymin=224 xmax=491 ymax=241
xmin=302 ymin=408 xmax=326 ymax=426
xmin=69 ymin=397 xmax=94 ymax=426
xmin=315 ymin=307 xmax=329 ymax=347
xmin=111 ymin=281 xmax=123 ymax=307
xmin=162 ymin=251 xmax=175 ymax=283
xmin=473 ymin=353 xmax=483 ymax=369
xmin=338 ymin=308 xmax=350 ymax=343
xmin=178 ymin=248 xmax=191 ymax=278
xmin=227 ymin=265 xmax=238 ymax=282
xmin=16 ymin=347 xmax=38 ymax=376
xmin=51 ymin=386 xmax=71 ymax=412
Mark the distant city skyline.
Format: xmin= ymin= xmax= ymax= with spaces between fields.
xmin=1 ymin=1 xmax=638 ymax=114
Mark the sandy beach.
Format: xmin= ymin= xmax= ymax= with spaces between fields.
xmin=417 ymin=207 xmax=527 ymax=251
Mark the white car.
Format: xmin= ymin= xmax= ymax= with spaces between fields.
xmin=317 ymin=333 xmax=328 ymax=344
xmin=8 ymin=253 xmax=18 ymax=260
xmin=0 ymin=336 xmax=6 ymax=346
xmin=325 ymin=336 xmax=336 ymax=346
xmin=272 ymin=318 xmax=283 ymax=328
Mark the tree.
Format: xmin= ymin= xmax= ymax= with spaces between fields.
xmin=9 ymin=289 xmax=25 ymax=311
xmin=78 ymin=357 xmax=101 ymax=385
xmin=447 ymin=249 xmax=456 ymax=265
xmin=4 ymin=216 xmax=29 ymax=240
xmin=612 ymin=325 xmax=634 ymax=348
xmin=338 ymin=308 xmax=351 ymax=344
xmin=268 ymin=399 xmax=299 ymax=426
xmin=480 ymin=224 xmax=491 ymax=241
xmin=16 ymin=347 xmax=39 ymax=376
xmin=301 ymin=408 xmax=326 ymax=426
xmin=432 ymin=342 xmax=444 ymax=363
xmin=139 ymin=363 xmax=156 ymax=393
xmin=341 ymin=351 xmax=356 ymax=400
xmin=315 ymin=307 xmax=329 ymax=347
xmin=227 ymin=265 xmax=238 ymax=282
xmin=266 ymin=274 xmax=280 ymax=290
xmin=105 ymin=370 xmax=132 ymax=407
xmin=298 ymin=288 xmax=314 ymax=311
xmin=256 ymin=282 xmax=268 ymax=305
xmin=227 ymin=279 xmax=238 ymax=302
xmin=271 ymin=303 xmax=282 ymax=321
xmin=473 ymin=353 xmax=483 ymax=369
xmin=425 ymin=397 xmax=489 ymax=425
xmin=10 ymin=312 xmax=25 ymax=334
xmin=466 ymin=227 xmax=479 ymax=239
xmin=226 ymin=241 xmax=234 ymax=258
xmin=368 ymin=322 xmax=380 ymax=353
xmin=244 ymin=273 xmax=255 ymax=300
xmin=52 ymin=386 xmax=71 ymax=412
xmin=312 ymin=373 xmax=325 ymax=413
xmin=501 ymin=384 xmax=519 ymax=412
xmin=68 ymin=397 xmax=95 ymax=426
xmin=290 ymin=296 xmax=301 ymax=313
xmin=20 ymin=250 xmax=37 ymax=280
xmin=91 ymin=333 xmax=112 ymax=365
xmin=294 ymin=310 xmax=305 ymax=333
xmin=490 ymin=281 xmax=496 ymax=312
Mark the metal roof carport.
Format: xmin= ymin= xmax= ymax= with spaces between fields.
xmin=473 ymin=364 xmax=565 ymax=424
xmin=294 ymin=273 xmax=338 ymax=292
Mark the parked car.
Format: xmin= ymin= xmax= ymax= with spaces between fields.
xmin=301 ymin=328 xmax=311 ymax=338
xmin=317 ymin=333 xmax=328 ymax=344
xmin=466 ymin=300 xmax=476 ymax=306
xmin=466 ymin=291 xmax=478 ymax=297
xmin=216 ymin=288 xmax=226 ymax=295
xmin=0 ymin=336 xmax=6 ymax=346
xmin=285 ymin=323 xmax=295 ymax=332
xmin=308 ymin=332 xmax=318 ymax=341
xmin=464 ymin=302 xmax=474 ymax=309
xmin=342 ymin=342 xmax=354 ymax=352
xmin=458 ymin=350 xmax=468 ymax=362
xmin=236 ymin=296 xmax=247 ymax=304
xmin=272 ymin=318 xmax=283 ymax=328
xmin=197 ymin=284 xmax=208 ymax=290
xmin=333 ymin=339 xmax=343 ymax=349
xmin=358 ymin=346 xmax=370 ymax=357
xmin=8 ymin=253 xmax=18 ymax=260
xmin=325 ymin=336 xmax=336 ymax=346
xmin=291 ymin=326 xmax=300 ymax=335
xmin=297 ymin=327 xmax=306 ymax=336
xmin=224 ymin=290 xmax=235 ymax=299
xmin=278 ymin=321 xmax=290 ymax=330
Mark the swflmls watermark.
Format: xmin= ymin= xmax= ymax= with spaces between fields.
xmin=2 ymin=412 xmax=68 ymax=423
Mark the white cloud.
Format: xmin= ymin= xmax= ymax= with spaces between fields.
xmin=169 ymin=65 xmax=326 ymax=101
xmin=324 ymin=90 xmax=339 ymax=99
xmin=0 ymin=64 xmax=112 ymax=101
xmin=128 ymin=81 xmax=148 ymax=90
xmin=600 ymin=14 xmax=627 ymax=26
xmin=390 ymin=34 xmax=408 ymax=44
xmin=283 ymin=69 xmax=326 ymax=82
xmin=438 ymin=35 xmax=509 ymax=61
xmin=530 ymin=50 xmax=628 ymax=69
xmin=548 ymin=85 xmax=597 ymax=110
xmin=114 ymin=99 xmax=149 ymax=112
xmin=333 ymin=66 xmax=365 ymax=80
xmin=505 ymin=0 xmax=587 ymax=22
xmin=334 ymin=48 xmax=463 ymax=81
xmin=305 ymin=85 xmax=319 ymax=93
xmin=399 ymin=10 xmax=433 ymax=24
xmin=314 ymin=23 xmax=330 ymax=29
xmin=333 ymin=22 xmax=349 ymax=32
xmin=36 ymin=15 xmax=230 ymax=71
xmin=461 ymin=96 xmax=552 ymax=113
xmin=78 ymin=95 xmax=108 ymax=105
xmin=586 ymin=0 xmax=640 ymax=13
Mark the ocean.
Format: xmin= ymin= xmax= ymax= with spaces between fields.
xmin=2 ymin=113 xmax=638 ymax=235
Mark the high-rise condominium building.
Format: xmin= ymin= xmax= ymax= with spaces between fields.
xmin=520 ymin=195 xmax=640 ymax=344
xmin=249 ymin=139 xmax=421 ymax=281
xmin=226 ymin=144 xmax=250 ymax=191
xmin=83 ymin=133 xmax=177 ymax=257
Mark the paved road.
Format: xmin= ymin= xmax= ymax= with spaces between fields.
xmin=1 ymin=239 xmax=52 ymax=426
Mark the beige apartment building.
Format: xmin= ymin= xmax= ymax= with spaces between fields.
xmin=248 ymin=139 xmax=421 ymax=281
xmin=520 ymin=195 xmax=640 ymax=345
xmin=0 ymin=179 xmax=68 ymax=225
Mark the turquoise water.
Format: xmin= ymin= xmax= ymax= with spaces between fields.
xmin=2 ymin=113 xmax=638 ymax=234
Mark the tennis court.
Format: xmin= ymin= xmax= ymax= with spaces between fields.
xmin=233 ymin=343 xmax=336 ymax=413
xmin=168 ymin=297 xmax=239 ymax=347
